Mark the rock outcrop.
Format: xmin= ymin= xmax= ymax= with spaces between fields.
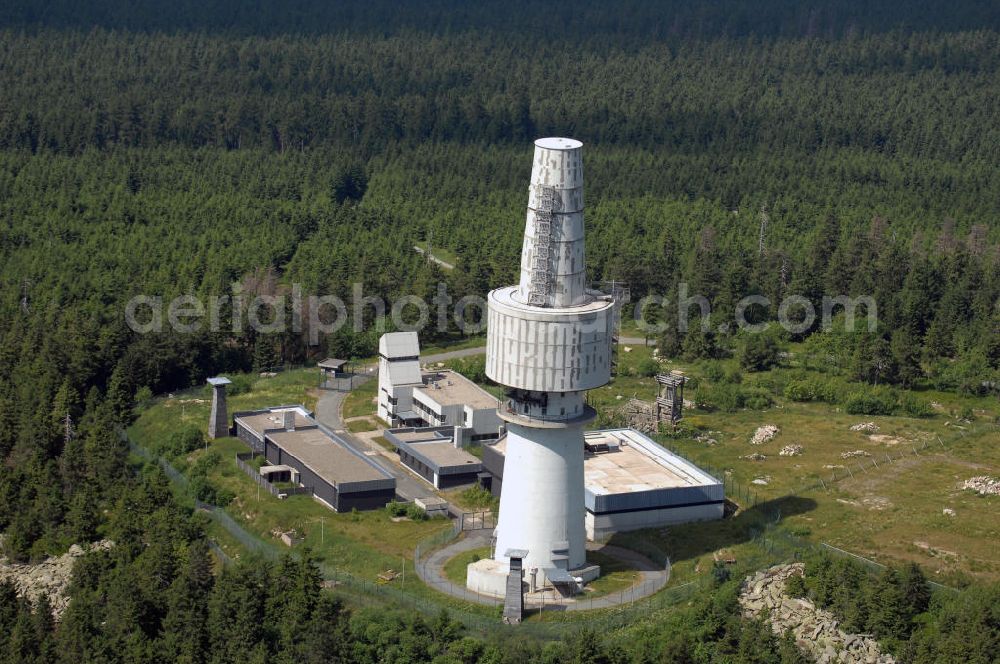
xmin=963 ymin=476 xmax=1000 ymax=496
xmin=739 ymin=564 xmax=895 ymax=664
xmin=750 ymin=425 xmax=780 ymax=445
xmin=0 ymin=540 xmax=114 ymax=620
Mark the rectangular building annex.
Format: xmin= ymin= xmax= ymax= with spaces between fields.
xmin=480 ymin=428 xmax=723 ymax=539
xmin=234 ymin=405 xmax=396 ymax=512
xmin=411 ymin=371 xmax=502 ymax=444
xmin=383 ymin=426 xmax=483 ymax=489
xmin=376 ymin=332 xmax=502 ymax=445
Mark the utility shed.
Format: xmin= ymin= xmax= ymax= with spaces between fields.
xmin=384 ymin=426 xmax=483 ymax=489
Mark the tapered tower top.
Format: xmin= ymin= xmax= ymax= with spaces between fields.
xmin=515 ymin=138 xmax=589 ymax=308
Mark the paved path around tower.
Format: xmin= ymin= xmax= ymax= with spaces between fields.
xmin=416 ymin=531 xmax=671 ymax=611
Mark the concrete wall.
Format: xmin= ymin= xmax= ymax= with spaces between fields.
xmin=587 ymin=502 xmax=724 ymax=540
xmin=465 ymin=406 xmax=502 ymax=439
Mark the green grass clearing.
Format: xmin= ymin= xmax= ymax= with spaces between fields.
xmin=444 ymin=546 xmax=491 ymax=586
xmin=342 ymin=379 xmax=378 ymax=419
xmin=347 ymin=418 xmax=378 ymax=433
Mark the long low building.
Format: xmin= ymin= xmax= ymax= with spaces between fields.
xmin=383 ymin=426 xmax=483 ymax=489
xmin=481 ymin=428 xmax=723 ymax=539
xmin=234 ymin=405 xmax=396 ymax=512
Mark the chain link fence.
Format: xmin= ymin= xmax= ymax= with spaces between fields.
xmin=125 ymin=418 xmax=985 ymax=635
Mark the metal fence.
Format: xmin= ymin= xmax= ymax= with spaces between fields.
xmin=320 ymin=372 xmax=373 ymax=392
xmin=124 ymin=420 xmax=977 ymax=636
xmin=459 ymin=511 xmax=495 ymax=531
xmin=234 ymin=452 xmax=314 ymax=498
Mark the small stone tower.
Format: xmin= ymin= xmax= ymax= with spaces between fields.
xmin=207 ymin=376 xmax=232 ymax=439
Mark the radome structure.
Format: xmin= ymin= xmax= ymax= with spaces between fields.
xmin=468 ymin=138 xmax=616 ymax=594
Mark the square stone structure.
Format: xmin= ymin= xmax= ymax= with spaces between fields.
xmin=207 ymin=376 xmax=232 ymax=439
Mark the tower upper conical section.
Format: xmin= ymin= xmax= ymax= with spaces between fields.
xmin=516 ymin=137 xmax=589 ymax=309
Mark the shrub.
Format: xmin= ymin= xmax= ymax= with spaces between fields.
xmin=703 ymin=362 xmax=726 ymax=383
xmin=815 ymin=377 xmax=847 ymax=403
xmin=134 ymin=385 xmax=153 ymax=407
xmin=191 ymin=450 xmax=221 ymax=476
xmin=692 ymin=385 xmax=716 ymax=411
xmin=742 ymin=387 xmax=773 ymax=410
xmin=784 ymin=379 xmax=817 ymax=402
xmin=189 ymin=476 xmax=231 ymax=506
xmin=711 ymin=560 xmax=731 ymax=585
xmin=712 ymin=384 xmax=745 ymax=412
xmin=845 ymin=388 xmax=897 ymax=415
xmin=739 ymin=334 xmax=781 ymax=372
xmin=899 ymin=393 xmax=933 ymax=418
xmin=385 ymin=500 xmax=408 ymax=518
xmin=405 ymin=503 xmax=429 ymax=521
xmin=214 ymin=487 xmax=235 ymax=507
xmin=785 ymin=574 xmax=807 ymax=598
xmin=162 ymin=425 xmax=204 ymax=457
xmin=460 ymin=485 xmax=498 ymax=511
xmin=725 ymin=367 xmax=744 ymax=384
xmin=635 ymin=357 xmax=660 ymax=378
xmin=226 ymin=374 xmax=254 ymax=396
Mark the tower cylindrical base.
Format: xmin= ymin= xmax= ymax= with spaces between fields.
xmin=492 ymin=421 xmax=587 ymax=574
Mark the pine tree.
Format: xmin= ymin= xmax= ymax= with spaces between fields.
xmin=868 ymin=567 xmax=909 ymax=643
xmin=899 ymin=562 xmax=931 ymax=622
xmin=106 ymin=363 xmax=133 ymax=426
xmin=161 ymin=540 xmax=214 ymax=664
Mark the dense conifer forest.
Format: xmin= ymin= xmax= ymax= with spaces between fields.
xmin=0 ymin=1 xmax=998 ymax=661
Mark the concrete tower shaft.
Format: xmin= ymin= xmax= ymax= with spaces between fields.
xmin=482 ymin=138 xmax=615 ymax=584
xmin=516 ymin=137 xmax=588 ymax=309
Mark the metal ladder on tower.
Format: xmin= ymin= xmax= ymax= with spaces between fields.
xmin=527 ymin=185 xmax=556 ymax=306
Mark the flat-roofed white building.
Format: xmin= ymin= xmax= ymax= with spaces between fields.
xmin=480 ymin=427 xmax=723 ymax=540
xmin=376 ymin=333 xmax=502 ymax=444
xmin=412 ymin=370 xmax=501 ymax=444
xmin=581 ymin=429 xmax=723 ymax=538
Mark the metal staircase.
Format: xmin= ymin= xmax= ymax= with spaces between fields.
xmin=527 ymin=185 xmax=556 ymax=306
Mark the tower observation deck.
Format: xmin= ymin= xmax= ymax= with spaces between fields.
xmin=481 ymin=138 xmax=616 ymax=588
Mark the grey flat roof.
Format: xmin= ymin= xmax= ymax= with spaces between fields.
xmin=409 ymin=441 xmax=480 ymax=468
xmin=489 ymin=428 xmax=721 ymax=497
xmin=268 ymin=427 xmax=388 ymax=486
xmin=385 ymin=426 xmax=482 ymax=475
xmin=318 ymin=358 xmax=347 ymax=369
xmin=417 ymin=370 xmax=496 ymax=409
xmin=207 ymin=376 xmax=232 ymax=386
xmin=583 ymin=429 xmax=719 ymax=495
xmin=235 ymin=408 xmax=312 ymax=438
